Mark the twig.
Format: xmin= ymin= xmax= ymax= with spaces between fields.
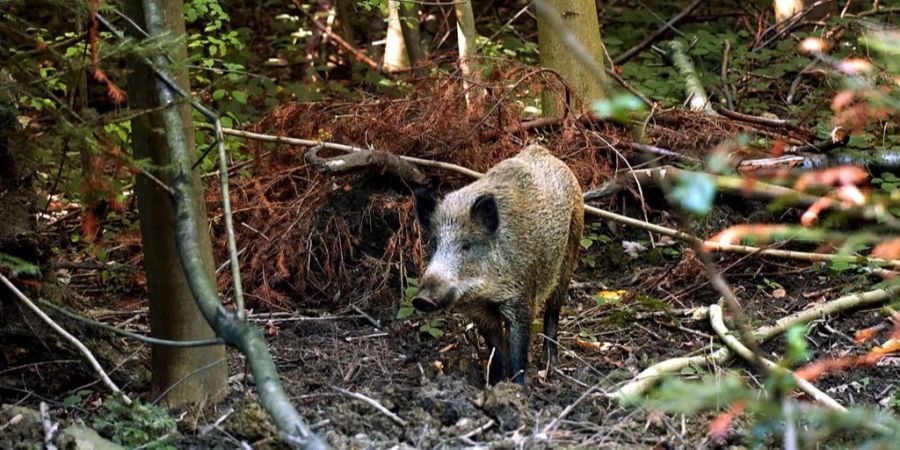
xmin=1 ymin=274 xmax=131 ymax=404
xmin=40 ymin=402 xmax=58 ymax=450
xmin=459 ymin=419 xmax=494 ymax=441
xmin=152 ymin=358 xmax=226 ymax=405
xmin=605 ymin=68 xmax=654 ymax=108
xmin=721 ymin=39 xmax=734 ymax=110
xmin=542 ymin=383 xmax=600 ymax=435
xmin=613 ymin=0 xmax=704 ymax=65
xmin=332 ymin=387 xmax=407 ymax=426
xmin=708 ymin=304 xmax=845 ymax=411
xmin=295 ymin=1 xmax=382 ymax=72
xmin=200 ymin=408 xmax=235 ymax=436
xmin=350 ymin=305 xmax=381 ymax=329
xmin=38 ymin=299 xmax=225 ymax=347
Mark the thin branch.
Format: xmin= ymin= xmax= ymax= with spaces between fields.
xmin=721 ymin=39 xmax=733 ymax=110
xmin=295 ymin=1 xmax=382 ymax=72
xmin=613 ymin=0 xmax=704 ymax=65
xmin=332 ymin=387 xmax=407 ymax=426
xmin=708 ymin=304 xmax=845 ymax=411
xmin=38 ymin=299 xmax=225 ymax=347
xmin=1 ymin=274 xmax=131 ymax=404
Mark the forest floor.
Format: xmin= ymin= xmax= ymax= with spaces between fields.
xmin=2 ymin=3 xmax=900 ymax=448
xmin=2 ymin=185 xmax=898 ymax=449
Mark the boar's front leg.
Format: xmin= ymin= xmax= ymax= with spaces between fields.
xmin=477 ymin=321 xmax=506 ymax=385
xmin=505 ymin=307 xmax=531 ymax=385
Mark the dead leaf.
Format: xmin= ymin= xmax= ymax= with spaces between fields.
xmin=772 ymin=288 xmax=786 ymax=298
xmin=871 ymin=339 xmax=900 ymax=354
xmin=575 ymin=337 xmax=612 ymax=352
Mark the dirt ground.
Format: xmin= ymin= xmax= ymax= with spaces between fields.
xmin=2 ymin=195 xmax=898 ymax=449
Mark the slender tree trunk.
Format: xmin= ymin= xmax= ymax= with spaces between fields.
xmin=400 ymin=2 xmax=423 ymax=66
xmin=383 ymin=0 xmax=409 ymax=72
xmin=124 ymin=0 xmax=227 ymax=408
xmin=536 ymin=0 xmax=607 ymax=118
xmin=454 ymin=0 xmax=482 ymax=110
xmin=774 ymin=0 xmax=805 ymax=22
xmin=334 ymin=0 xmax=356 ymax=44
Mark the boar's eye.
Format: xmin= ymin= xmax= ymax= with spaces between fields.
xmin=460 ymin=241 xmax=473 ymax=252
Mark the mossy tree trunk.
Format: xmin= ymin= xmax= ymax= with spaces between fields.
xmin=536 ymin=0 xmax=607 ymax=118
xmin=124 ymin=0 xmax=227 ymax=408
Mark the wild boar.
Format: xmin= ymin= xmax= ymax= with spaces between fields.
xmin=412 ymin=145 xmax=584 ymax=384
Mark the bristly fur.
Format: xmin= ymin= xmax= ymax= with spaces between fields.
xmin=414 ymin=144 xmax=584 ymax=384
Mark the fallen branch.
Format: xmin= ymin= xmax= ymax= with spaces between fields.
xmin=332 ymin=386 xmax=406 ymax=426
xmin=753 ymin=284 xmax=900 ymax=341
xmin=1 ymin=274 xmax=131 ymax=404
xmin=708 ymin=304 xmax=845 ymax=411
xmin=304 ymin=144 xmax=427 ymax=186
xmin=216 ymin=127 xmax=900 ymax=270
xmin=609 ymin=284 xmax=899 ymax=401
xmin=608 ymin=347 xmax=732 ymax=404
xmin=665 ymin=40 xmax=719 ymax=116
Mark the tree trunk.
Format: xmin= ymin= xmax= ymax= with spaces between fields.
xmin=124 ymin=0 xmax=227 ymax=408
xmin=453 ymin=0 xmax=482 ymax=110
xmin=383 ymin=0 xmax=409 ymax=72
xmin=334 ymin=0 xmax=356 ymax=44
xmin=400 ymin=2 xmax=423 ymax=66
xmin=536 ymin=0 xmax=607 ymax=118
xmin=774 ymin=0 xmax=805 ymax=22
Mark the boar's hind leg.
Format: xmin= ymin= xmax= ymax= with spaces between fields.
xmin=543 ymin=209 xmax=583 ymax=366
xmin=507 ymin=308 xmax=532 ymax=385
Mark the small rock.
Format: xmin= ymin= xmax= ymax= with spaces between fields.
xmin=56 ymin=424 xmax=125 ymax=450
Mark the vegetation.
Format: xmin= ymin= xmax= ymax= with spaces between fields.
xmin=0 ymin=0 xmax=898 ymax=448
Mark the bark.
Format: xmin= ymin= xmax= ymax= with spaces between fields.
xmin=334 ymin=0 xmax=356 ymax=44
xmin=382 ymin=0 xmax=409 ymax=72
xmin=536 ymin=0 xmax=607 ymax=118
xmin=124 ymin=0 xmax=227 ymax=408
xmin=399 ymin=2 xmax=423 ymax=66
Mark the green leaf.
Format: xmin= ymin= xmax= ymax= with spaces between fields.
xmin=580 ymin=237 xmax=594 ymax=249
xmin=396 ymin=306 xmax=415 ymax=320
xmin=0 ymin=252 xmax=41 ymax=277
xmin=212 ymin=89 xmax=226 ymax=101
xmin=231 ymin=91 xmax=247 ymax=104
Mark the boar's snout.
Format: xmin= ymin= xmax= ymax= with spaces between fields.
xmin=412 ymin=281 xmax=456 ymax=313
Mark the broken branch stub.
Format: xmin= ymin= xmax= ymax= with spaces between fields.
xmin=304 ymin=145 xmax=428 ymax=186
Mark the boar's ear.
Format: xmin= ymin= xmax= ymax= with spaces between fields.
xmin=471 ymin=194 xmax=499 ymax=234
xmin=414 ymin=187 xmax=437 ymax=231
